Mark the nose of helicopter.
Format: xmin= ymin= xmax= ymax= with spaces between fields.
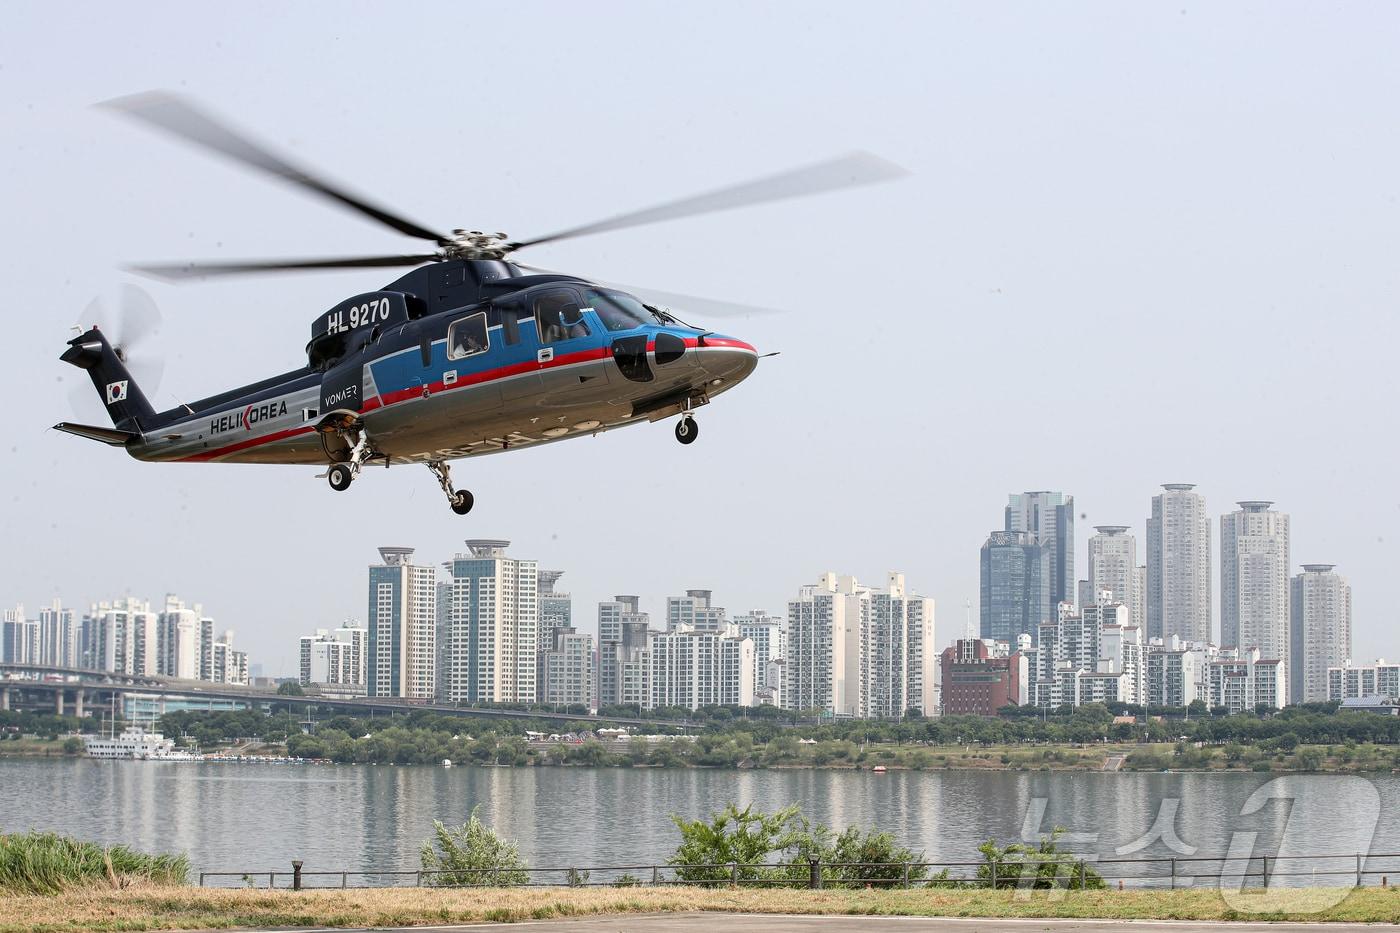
xmin=695 ymin=334 xmax=760 ymax=387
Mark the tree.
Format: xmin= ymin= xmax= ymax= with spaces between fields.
xmin=977 ymin=829 xmax=1105 ymax=889
xmin=668 ymin=803 xmax=805 ymax=885
xmin=420 ymin=807 xmax=529 ymax=886
xmin=276 ymin=681 xmax=305 ymax=696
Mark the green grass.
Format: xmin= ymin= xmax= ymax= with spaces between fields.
xmin=0 ymin=832 xmax=189 ymax=895
xmin=2 ymin=885 xmax=1399 ymax=931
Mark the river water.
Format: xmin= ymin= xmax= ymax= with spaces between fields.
xmin=2 ymin=759 xmax=1397 ymax=885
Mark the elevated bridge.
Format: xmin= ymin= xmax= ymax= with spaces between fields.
xmin=0 ymin=663 xmax=688 ymax=729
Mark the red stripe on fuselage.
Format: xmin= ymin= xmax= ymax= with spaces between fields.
xmin=175 ymin=336 xmax=754 ymax=462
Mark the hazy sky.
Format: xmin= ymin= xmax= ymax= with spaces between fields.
xmin=4 ymin=3 xmax=1399 ymax=676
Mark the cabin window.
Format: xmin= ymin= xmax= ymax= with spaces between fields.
xmin=535 ymin=289 xmax=590 ymax=344
xmin=447 ymin=312 xmax=489 ymax=360
xmin=585 ymin=288 xmax=655 ymax=331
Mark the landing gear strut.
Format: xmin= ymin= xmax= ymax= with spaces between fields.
xmin=675 ymin=415 xmax=699 ymax=445
xmin=428 ymin=460 xmax=474 ymax=515
xmin=326 ymin=426 xmax=376 ymax=492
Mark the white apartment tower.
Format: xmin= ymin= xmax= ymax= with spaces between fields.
xmin=300 ymin=621 xmax=368 ymax=690
xmin=37 ymin=601 xmax=77 ymax=668
xmin=1291 ymin=564 xmax=1352 ymax=704
xmin=734 ymin=610 xmax=785 ymax=698
xmin=441 ymin=540 xmax=538 ymax=704
xmin=368 ymin=547 xmax=439 ymax=699
xmin=157 ymin=595 xmax=202 ymax=680
xmin=667 ymin=590 xmax=727 ymax=632
xmin=1088 ymin=527 xmax=1137 ymax=625
xmin=1147 ymin=484 xmax=1212 ymax=644
xmin=1221 ymin=501 xmax=1291 ymax=674
xmin=598 ymin=596 xmax=650 ymax=708
xmin=861 ymin=573 xmax=936 ymax=718
xmin=785 ymin=573 xmax=863 ymax=715
xmin=648 ymin=625 xmax=754 ymax=710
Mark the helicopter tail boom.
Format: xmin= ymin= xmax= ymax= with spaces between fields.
xmin=59 ymin=327 xmax=158 ymax=433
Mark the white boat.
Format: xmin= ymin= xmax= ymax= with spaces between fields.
xmin=81 ymin=724 xmax=201 ymax=761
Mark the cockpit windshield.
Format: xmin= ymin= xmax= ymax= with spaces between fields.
xmin=584 ymin=288 xmax=663 ymax=331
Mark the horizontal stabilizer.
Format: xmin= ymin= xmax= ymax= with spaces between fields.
xmin=52 ymin=422 xmax=137 ymax=446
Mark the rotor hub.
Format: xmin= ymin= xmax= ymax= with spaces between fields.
xmin=441 ymin=230 xmax=511 ymax=261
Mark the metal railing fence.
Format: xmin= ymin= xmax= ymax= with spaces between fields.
xmin=197 ymin=851 xmax=1400 ymax=891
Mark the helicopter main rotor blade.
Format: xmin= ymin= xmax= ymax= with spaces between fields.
xmin=128 ymin=254 xmax=441 ymax=282
xmin=100 ymin=91 xmax=450 ymax=245
xmin=514 ymin=263 xmax=784 ymax=320
xmin=506 ymin=151 xmax=907 ymax=253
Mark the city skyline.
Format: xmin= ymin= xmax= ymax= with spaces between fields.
xmin=6 ymin=477 xmax=1394 ymax=680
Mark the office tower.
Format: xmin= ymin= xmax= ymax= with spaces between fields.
xmin=598 ymin=596 xmax=651 ymax=708
xmin=980 ymin=531 xmax=1050 ymax=643
xmin=1088 ymin=526 xmax=1137 ymax=624
xmin=368 ymin=546 xmax=439 ymax=699
xmin=648 ymin=625 xmax=754 ymax=710
xmin=37 ymin=601 xmax=77 ymax=668
xmin=540 ymin=626 xmax=595 ymax=708
xmin=441 ymin=540 xmax=537 ymax=704
xmin=157 ymin=595 xmax=202 ymax=679
xmin=785 ymin=573 xmax=864 ymax=715
xmin=1221 ymin=501 xmax=1290 ymax=675
xmin=861 ymin=573 xmax=936 ymax=718
xmin=667 ymin=590 xmax=726 ymax=631
xmin=1291 ymin=564 xmax=1352 ymax=703
xmin=1006 ymin=491 xmax=1075 ymax=608
xmin=1146 ymin=484 xmax=1211 ymax=643
xmin=299 ymin=621 xmax=368 ymax=689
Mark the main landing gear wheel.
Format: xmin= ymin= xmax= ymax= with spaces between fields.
xmin=675 ymin=416 xmax=699 ymax=445
xmin=428 ymin=460 xmax=474 ymax=516
xmin=327 ymin=463 xmax=353 ymax=491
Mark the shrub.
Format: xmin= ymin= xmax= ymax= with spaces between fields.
xmin=613 ymin=872 xmax=643 ymax=887
xmin=0 ymin=832 xmax=188 ymax=894
xmin=420 ymin=808 xmax=529 ymax=886
xmin=976 ymin=830 xmax=1105 ymax=890
xmin=668 ymin=803 xmax=804 ymax=886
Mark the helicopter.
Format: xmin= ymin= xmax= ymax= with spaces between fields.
xmin=56 ymin=92 xmax=904 ymax=514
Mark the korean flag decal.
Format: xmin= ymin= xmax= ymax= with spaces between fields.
xmin=106 ymin=380 xmax=129 ymax=404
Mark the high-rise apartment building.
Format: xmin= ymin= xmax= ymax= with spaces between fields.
xmin=734 ymin=611 xmax=785 ymax=698
xmin=368 ymin=547 xmax=438 ymax=699
xmin=300 ymin=621 xmax=368 ymax=691
xmin=648 ymin=624 xmax=754 ymax=710
xmin=785 ymin=573 xmax=863 ymax=715
xmin=980 ymin=531 xmax=1050 ymax=643
xmin=540 ymin=626 xmax=595 ymax=708
xmin=440 ymin=540 xmax=537 ymax=704
xmin=598 ymin=595 xmax=651 ymax=708
xmin=36 ymin=601 xmax=77 ymax=668
xmin=1006 ymin=491 xmax=1075 ymax=609
xmin=1132 ymin=566 xmax=1147 ymax=634
xmin=1147 ymin=484 xmax=1211 ymax=643
xmin=1088 ymin=527 xmax=1137 ymax=624
xmin=1327 ymin=660 xmax=1400 ymax=702
xmin=3 ymin=606 xmax=37 ymax=665
xmin=861 ymin=573 xmax=936 ymax=718
xmin=157 ymin=595 xmax=202 ymax=680
xmin=1291 ymin=564 xmax=1352 ymax=704
xmin=81 ymin=598 xmax=158 ymax=676
xmin=1221 ymin=501 xmax=1291 ymax=675
xmin=667 ymin=590 xmax=726 ymax=631
xmin=538 ymin=571 xmax=572 ymax=646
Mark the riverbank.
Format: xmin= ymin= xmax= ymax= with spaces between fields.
xmin=3 ymin=884 xmax=1398 ymax=931
xmin=5 ymin=738 xmax=1397 ymax=773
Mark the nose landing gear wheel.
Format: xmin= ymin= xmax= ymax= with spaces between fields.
xmin=450 ymin=490 xmax=475 ymax=515
xmin=675 ymin=416 xmax=699 ymax=445
xmin=327 ymin=464 xmax=353 ymax=491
